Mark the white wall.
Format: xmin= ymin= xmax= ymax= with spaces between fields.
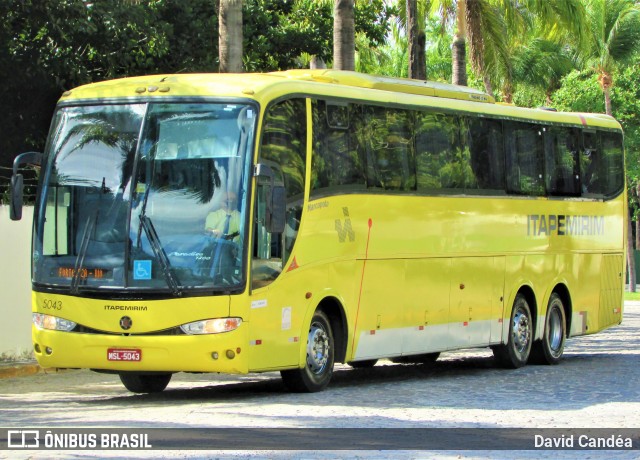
xmin=0 ymin=205 xmax=33 ymax=359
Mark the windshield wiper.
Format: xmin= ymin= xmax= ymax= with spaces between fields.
xmin=70 ymin=211 xmax=97 ymax=295
xmin=139 ymin=214 xmax=182 ymax=296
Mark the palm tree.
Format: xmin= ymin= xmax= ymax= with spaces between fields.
xmin=507 ymin=36 xmax=575 ymax=105
xmin=431 ymin=0 xmax=585 ymax=95
xmin=580 ymin=0 xmax=640 ymax=117
xmin=578 ymin=0 xmax=640 ymax=291
xmin=334 ymin=0 xmax=355 ymax=71
xmin=431 ymin=0 xmax=509 ymax=89
xmin=406 ymin=0 xmax=426 ymax=80
xmin=355 ymin=22 xmax=408 ymax=77
xmin=218 ymin=0 xmax=243 ymax=73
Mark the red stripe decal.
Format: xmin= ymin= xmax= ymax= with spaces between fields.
xmin=579 ymin=114 xmax=587 ymax=127
xmin=352 ymin=218 xmax=374 ymax=355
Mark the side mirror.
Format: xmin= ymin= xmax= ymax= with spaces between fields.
xmin=10 ymin=174 xmax=24 ymax=221
xmin=254 ymin=162 xmax=286 ymax=233
xmin=10 ymin=151 xmax=43 ymax=221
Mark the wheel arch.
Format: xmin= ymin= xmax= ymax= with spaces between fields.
xmin=516 ymin=285 xmax=538 ymax=336
xmin=550 ymin=283 xmax=572 ymax=337
xmin=315 ymin=296 xmax=348 ymax=364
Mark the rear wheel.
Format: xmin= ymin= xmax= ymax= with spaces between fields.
xmin=119 ymin=373 xmax=172 ymax=393
xmin=530 ymin=293 xmax=566 ymax=365
xmin=281 ymin=310 xmax=335 ymax=392
xmin=493 ymin=294 xmax=532 ymax=368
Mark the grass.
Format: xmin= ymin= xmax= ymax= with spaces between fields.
xmin=624 ymin=291 xmax=640 ymax=301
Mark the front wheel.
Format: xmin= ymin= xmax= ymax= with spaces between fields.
xmin=493 ymin=294 xmax=533 ymax=368
xmin=530 ymin=293 xmax=566 ymax=365
xmin=281 ymin=310 xmax=335 ymax=392
xmin=119 ymin=373 xmax=172 ymax=393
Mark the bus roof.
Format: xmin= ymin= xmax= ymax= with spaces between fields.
xmin=59 ymin=70 xmax=621 ymax=131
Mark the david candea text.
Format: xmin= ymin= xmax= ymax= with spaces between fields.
xmin=527 ymin=214 xmax=604 ymax=236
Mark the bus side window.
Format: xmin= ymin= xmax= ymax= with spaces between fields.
xmin=600 ymin=132 xmax=624 ymax=197
xmin=546 ymin=127 xmax=580 ymax=196
xmin=466 ymin=116 xmax=505 ymax=192
xmin=505 ymin=121 xmax=545 ymax=196
xmin=252 ymin=98 xmax=307 ymax=290
xmin=581 ymin=131 xmax=600 ymax=195
xmin=415 ymin=112 xmax=460 ymax=192
xmin=365 ymin=107 xmax=415 ymax=191
xmin=311 ymin=100 xmax=366 ymax=196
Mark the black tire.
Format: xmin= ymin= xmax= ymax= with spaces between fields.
xmin=347 ymin=359 xmax=378 ymax=368
xmin=493 ymin=293 xmax=533 ymax=369
xmin=281 ymin=310 xmax=335 ymax=392
xmin=391 ymin=352 xmax=440 ymax=364
xmin=119 ymin=373 xmax=172 ymax=393
xmin=530 ymin=293 xmax=567 ymax=365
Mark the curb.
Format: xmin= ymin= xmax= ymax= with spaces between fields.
xmin=0 ymin=363 xmax=63 ymax=379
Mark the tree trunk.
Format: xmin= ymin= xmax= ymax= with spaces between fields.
xmin=636 ymin=218 xmax=640 ymax=256
xmin=407 ymin=0 xmax=426 ymax=80
xmin=603 ymin=84 xmax=613 ymax=116
xmin=310 ymin=56 xmax=327 ymax=69
xmin=483 ymin=74 xmax=493 ymax=98
xmin=636 ymin=183 xmax=640 ymax=250
xmin=333 ymin=0 xmax=355 ymax=71
xmin=219 ymin=0 xmax=243 ymax=73
xmin=629 ymin=214 xmax=636 ymax=292
xmin=452 ymin=0 xmax=467 ymax=86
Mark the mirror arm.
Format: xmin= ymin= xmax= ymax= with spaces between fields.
xmin=13 ymin=151 xmax=42 ymax=175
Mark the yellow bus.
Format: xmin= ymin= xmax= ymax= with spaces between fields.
xmin=10 ymin=70 xmax=626 ymax=393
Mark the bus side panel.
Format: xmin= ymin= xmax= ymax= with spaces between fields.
xmin=401 ymin=258 xmax=451 ymax=355
xmin=569 ymin=253 xmax=603 ymax=337
xmin=449 ymin=256 xmax=504 ymax=349
xmin=243 ymin=266 xmax=324 ymax=373
xmin=599 ymin=254 xmax=624 ymax=329
xmin=351 ymin=259 xmax=405 ymax=360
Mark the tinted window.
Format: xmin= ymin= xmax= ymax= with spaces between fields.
xmin=365 ymin=107 xmax=416 ymax=191
xmin=545 ymin=127 xmax=580 ymax=196
xmin=596 ymin=132 xmax=624 ymax=197
xmin=415 ymin=112 xmax=472 ymax=191
xmin=253 ymin=98 xmax=307 ymax=289
xmin=466 ymin=116 xmax=505 ymax=191
xmin=311 ymin=100 xmax=366 ymax=196
xmin=505 ymin=122 xmax=545 ymax=195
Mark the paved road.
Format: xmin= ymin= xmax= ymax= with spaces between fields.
xmin=1 ymin=303 xmax=639 ymax=459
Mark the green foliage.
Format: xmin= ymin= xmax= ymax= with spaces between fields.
xmin=551 ymin=70 xmax=605 ymax=113
xmin=243 ymin=0 xmax=394 ymax=72
xmin=0 ymin=0 xmax=174 ymax=174
xmin=553 ymin=64 xmax=640 ymax=220
xmin=0 ymin=0 xmax=395 ymax=184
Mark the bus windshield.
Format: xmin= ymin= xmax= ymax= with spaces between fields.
xmin=33 ymin=102 xmax=256 ymax=295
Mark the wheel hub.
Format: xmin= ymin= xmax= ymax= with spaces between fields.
xmin=306 ymin=323 xmax=329 ymax=374
xmin=513 ymin=309 xmax=531 ymax=353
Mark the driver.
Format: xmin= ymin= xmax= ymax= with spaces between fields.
xmin=205 ymin=191 xmax=240 ymax=241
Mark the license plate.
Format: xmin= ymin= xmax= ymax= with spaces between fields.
xmin=107 ymin=348 xmax=142 ymax=362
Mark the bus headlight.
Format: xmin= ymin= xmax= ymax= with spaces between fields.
xmin=180 ymin=317 xmax=242 ymax=335
xmin=33 ymin=313 xmax=77 ymax=332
